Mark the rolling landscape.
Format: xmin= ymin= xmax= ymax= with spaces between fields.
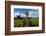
xmin=14 ymin=8 xmax=39 ymax=27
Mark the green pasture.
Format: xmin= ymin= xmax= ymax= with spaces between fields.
xmin=14 ymin=17 xmax=39 ymax=27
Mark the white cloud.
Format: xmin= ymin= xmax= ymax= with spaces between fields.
xmin=14 ymin=11 xmax=38 ymax=17
xmin=28 ymin=11 xmax=32 ymax=17
xmin=28 ymin=11 xmax=38 ymax=17
xmin=20 ymin=14 xmax=26 ymax=17
xmin=14 ymin=12 xmax=20 ymax=17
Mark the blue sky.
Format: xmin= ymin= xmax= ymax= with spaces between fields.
xmin=14 ymin=8 xmax=39 ymax=17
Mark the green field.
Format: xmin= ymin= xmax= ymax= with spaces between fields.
xmin=14 ymin=17 xmax=39 ymax=27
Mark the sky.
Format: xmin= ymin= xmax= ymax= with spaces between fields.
xmin=14 ymin=8 xmax=39 ymax=17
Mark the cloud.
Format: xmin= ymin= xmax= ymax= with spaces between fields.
xmin=14 ymin=11 xmax=38 ymax=17
xmin=14 ymin=12 xmax=26 ymax=17
xmin=28 ymin=11 xmax=38 ymax=17
xmin=20 ymin=14 xmax=26 ymax=17
xmin=28 ymin=11 xmax=32 ymax=17
xmin=14 ymin=12 xmax=20 ymax=17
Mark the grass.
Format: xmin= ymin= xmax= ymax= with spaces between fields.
xmin=31 ymin=18 xmax=39 ymax=26
xmin=14 ymin=19 xmax=23 ymax=27
xmin=14 ymin=17 xmax=39 ymax=27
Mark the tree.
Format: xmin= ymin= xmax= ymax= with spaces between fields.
xmin=17 ymin=16 xmax=21 ymax=19
xmin=24 ymin=11 xmax=29 ymax=26
xmin=25 ymin=11 xmax=29 ymax=19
